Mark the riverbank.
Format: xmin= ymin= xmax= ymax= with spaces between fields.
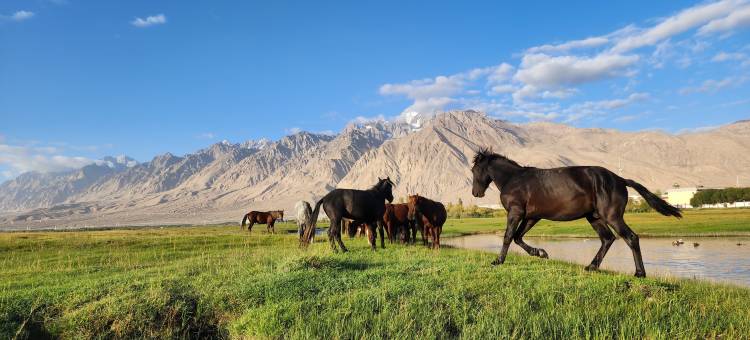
xmin=2 ymin=226 xmax=749 ymax=338
xmin=443 ymin=208 xmax=750 ymax=237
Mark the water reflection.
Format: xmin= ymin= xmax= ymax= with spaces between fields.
xmin=444 ymin=234 xmax=750 ymax=287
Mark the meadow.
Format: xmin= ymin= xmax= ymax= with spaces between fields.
xmin=442 ymin=208 xmax=750 ymax=237
xmin=2 ymin=212 xmax=750 ymax=339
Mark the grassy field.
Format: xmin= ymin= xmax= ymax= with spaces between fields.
xmin=2 ymin=225 xmax=750 ymax=339
xmin=442 ymin=208 xmax=750 ymax=237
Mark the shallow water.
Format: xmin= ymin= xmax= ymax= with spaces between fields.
xmin=443 ymin=234 xmax=750 ymax=287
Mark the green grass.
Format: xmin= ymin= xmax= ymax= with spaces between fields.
xmin=443 ymin=208 xmax=750 ymax=237
xmin=2 ymin=225 xmax=750 ymax=339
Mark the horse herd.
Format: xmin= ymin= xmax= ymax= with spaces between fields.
xmin=242 ymin=177 xmax=447 ymax=251
xmin=240 ymin=148 xmax=682 ymax=278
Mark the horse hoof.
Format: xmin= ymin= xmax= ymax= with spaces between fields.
xmin=585 ymin=265 xmax=598 ymax=272
xmin=491 ymin=259 xmax=502 ymax=266
xmin=538 ymin=249 xmax=549 ymax=259
xmin=634 ymin=271 xmax=646 ymax=278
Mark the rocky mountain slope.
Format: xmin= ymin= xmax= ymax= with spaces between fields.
xmin=1 ymin=111 xmax=748 ymax=229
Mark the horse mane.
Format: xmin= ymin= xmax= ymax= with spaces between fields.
xmin=473 ymin=147 xmax=522 ymax=167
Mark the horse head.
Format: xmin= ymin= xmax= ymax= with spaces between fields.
xmin=376 ymin=177 xmax=395 ymax=203
xmin=407 ymin=194 xmax=421 ymax=220
xmin=471 ymin=148 xmax=495 ymax=198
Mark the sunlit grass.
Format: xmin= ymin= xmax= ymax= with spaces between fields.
xmin=1 ymin=224 xmax=749 ymax=338
xmin=443 ymin=208 xmax=750 ymax=237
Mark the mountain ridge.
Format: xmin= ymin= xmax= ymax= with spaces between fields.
xmin=1 ymin=111 xmax=748 ymax=229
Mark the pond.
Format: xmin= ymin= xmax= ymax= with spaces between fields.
xmin=443 ymin=234 xmax=750 ymax=287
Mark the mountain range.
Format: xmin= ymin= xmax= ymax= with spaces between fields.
xmin=1 ymin=111 xmax=749 ymax=230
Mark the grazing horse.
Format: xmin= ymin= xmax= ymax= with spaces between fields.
xmin=383 ymin=203 xmax=413 ymax=243
xmin=470 ymin=148 xmax=681 ymax=277
xmin=295 ymin=201 xmax=313 ymax=243
xmin=241 ymin=210 xmax=284 ymax=233
xmin=407 ymin=195 xmax=447 ymax=249
xmin=343 ymin=219 xmax=370 ymax=238
xmin=302 ymin=177 xmax=394 ymax=252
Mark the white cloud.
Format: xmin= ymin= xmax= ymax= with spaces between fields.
xmin=563 ymin=93 xmax=650 ymax=122
xmin=487 ymin=63 xmax=514 ymax=84
xmin=512 ymin=53 xmax=639 ymax=101
xmin=613 ymin=114 xmax=640 ymax=122
xmin=0 ymin=144 xmax=95 ymax=177
xmin=131 ymin=14 xmax=167 ymax=28
xmin=4 ymin=10 xmax=35 ymax=22
xmin=526 ymin=37 xmax=609 ymax=54
xmin=679 ymin=76 xmax=748 ymax=94
xmin=376 ymin=0 xmax=750 ymax=125
xmin=698 ymin=4 xmax=750 ymax=35
xmin=352 ymin=114 xmax=387 ymax=124
xmin=711 ymin=51 xmax=748 ymax=62
xmin=285 ymin=127 xmax=303 ymax=135
xmin=611 ymin=0 xmax=743 ymax=52
xmin=379 ymin=75 xmax=464 ymax=100
xmin=197 ymin=132 xmax=215 ymax=139
xmin=490 ymin=84 xmax=517 ymax=94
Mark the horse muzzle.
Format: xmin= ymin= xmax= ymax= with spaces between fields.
xmin=472 ymin=188 xmax=485 ymax=198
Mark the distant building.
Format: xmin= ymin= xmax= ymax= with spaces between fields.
xmin=664 ymin=187 xmax=703 ymax=208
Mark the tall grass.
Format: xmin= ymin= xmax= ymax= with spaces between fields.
xmin=1 ymin=225 xmax=749 ymax=338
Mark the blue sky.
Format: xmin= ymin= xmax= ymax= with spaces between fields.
xmin=1 ymin=0 xmax=749 ymax=180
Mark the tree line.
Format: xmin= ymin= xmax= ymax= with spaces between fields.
xmin=690 ymin=187 xmax=750 ymax=207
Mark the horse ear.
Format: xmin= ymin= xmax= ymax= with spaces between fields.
xmin=378 ymin=177 xmax=382 ymax=181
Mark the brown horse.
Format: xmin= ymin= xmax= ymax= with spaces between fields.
xmin=407 ymin=195 xmax=447 ymax=249
xmin=343 ymin=219 xmax=369 ymax=238
xmin=383 ymin=203 xmax=413 ymax=243
xmin=241 ymin=210 xmax=284 ymax=233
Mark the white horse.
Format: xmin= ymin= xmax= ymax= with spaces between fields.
xmin=295 ymin=201 xmax=313 ymax=242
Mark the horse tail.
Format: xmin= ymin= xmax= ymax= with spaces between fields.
xmin=625 ymin=179 xmax=682 ymax=218
xmin=301 ymin=198 xmax=324 ymax=247
xmin=241 ymin=213 xmax=249 ymax=228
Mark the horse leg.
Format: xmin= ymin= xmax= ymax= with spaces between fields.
xmin=247 ymin=221 xmax=255 ymax=232
xmin=608 ymin=216 xmax=646 ymax=278
xmin=385 ymin=221 xmax=393 ymax=243
xmin=434 ymin=225 xmax=442 ymax=249
xmin=409 ymin=222 xmax=424 ymax=244
xmin=335 ymin=225 xmax=348 ymax=253
xmin=585 ymin=215 xmax=616 ymax=271
xmin=492 ymin=210 xmax=523 ymax=266
xmin=328 ymin=216 xmax=341 ymax=253
xmin=378 ymin=220 xmax=386 ymax=249
xmin=367 ymin=224 xmax=376 ymax=250
xmin=512 ymin=218 xmax=546 ymax=258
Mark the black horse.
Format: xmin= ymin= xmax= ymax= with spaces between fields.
xmin=471 ymin=148 xmax=681 ymax=277
xmin=303 ymin=177 xmax=395 ymax=252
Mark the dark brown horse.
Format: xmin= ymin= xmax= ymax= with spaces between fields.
xmin=383 ymin=203 xmax=413 ymax=243
xmin=407 ymin=195 xmax=447 ymax=249
xmin=303 ymin=177 xmax=394 ymax=252
xmin=241 ymin=210 xmax=284 ymax=233
xmin=471 ymin=148 xmax=681 ymax=277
